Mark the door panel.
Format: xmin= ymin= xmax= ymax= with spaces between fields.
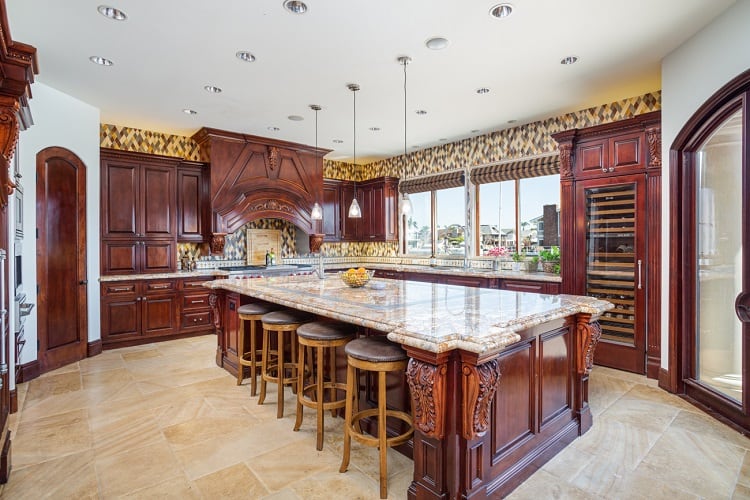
xmin=36 ymin=147 xmax=88 ymax=373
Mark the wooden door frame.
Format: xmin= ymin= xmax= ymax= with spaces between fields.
xmin=665 ymin=68 xmax=750 ymax=430
xmin=36 ymin=146 xmax=89 ymax=374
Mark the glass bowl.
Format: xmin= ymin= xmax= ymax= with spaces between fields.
xmin=339 ymin=269 xmax=374 ymax=288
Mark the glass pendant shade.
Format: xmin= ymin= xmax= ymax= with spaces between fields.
xmin=348 ymin=198 xmax=362 ymax=218
xmin=311 ymin=202 xmax=323 ymax=220
xmin=401 ymin=193 xmax=412 ymax=215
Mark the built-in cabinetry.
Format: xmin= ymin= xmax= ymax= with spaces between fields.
xmin=100 ymin=276 xmax=214 ymax=348
xmin=324 ymin=177 xmax=399 ymax=242
xmin=373 ymin=269 xmax=561 ymax=293
xmin=100 ymin=149 xmax=208 ymax=275
xmin=553 ymin=111 xmax=661 ymax=377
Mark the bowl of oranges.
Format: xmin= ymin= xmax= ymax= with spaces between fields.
xmin=339 ymin=267 xmax=374 ymax=288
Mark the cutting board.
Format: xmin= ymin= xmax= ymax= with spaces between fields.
xmin=246 ymin=229 xmax=282 ymax=265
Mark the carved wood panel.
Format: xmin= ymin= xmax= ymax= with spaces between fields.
xmin=406 ymin=358 xmax=447 ymax=439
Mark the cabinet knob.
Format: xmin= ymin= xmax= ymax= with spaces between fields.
xmin=136 ymin=297 xmax=142 ymax=301
xmin=79 ymin=280 xmax=88 ymax=285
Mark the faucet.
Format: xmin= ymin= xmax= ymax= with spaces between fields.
xmin=315 ymin=252 xmax=325 ymax=279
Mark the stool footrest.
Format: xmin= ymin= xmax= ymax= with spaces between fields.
xmin=345 ymin=408 xmax=414 ymax=448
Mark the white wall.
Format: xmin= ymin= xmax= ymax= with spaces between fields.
xmin=14 ymin=82 xmax=100 ymax=376
xmin=660 ymin=0 xmax=750 ymax=369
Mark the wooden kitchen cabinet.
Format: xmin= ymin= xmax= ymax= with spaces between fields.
xmin=321 ymin=179 xmax=342 ymax=241
xmin=100 ymin=149 xmax=179 ymax=275
xmin=553 ymin=111 xmax=661 ymax=376
xmin=331 ymin=177 xmax=399 ymax=242
xmin=100 ymin=276 xmax=214 ymax=348
xmin=177 ymin=163 xmax=209 ymax=242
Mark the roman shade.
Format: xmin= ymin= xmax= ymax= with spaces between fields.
xmin=469 ymin=153 xmax=559 ymax=185
xmin=399 ymin=170 xmax=465 ymax=194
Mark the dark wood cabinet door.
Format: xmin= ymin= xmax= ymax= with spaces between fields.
xmin=321 ymin=179 xmax=341 ymax=241
xmin=223 ymin=293 xmax=241 ymax=366
xmin=101 ymin=240 xmax=139 ymax=275
xmin=141 ymin=240 xmax=175 ymax=273
xmin=141 ymin=294 xmax=178 ymax=336
xmin=383 ymin=178 xmax=398 ymax=241
xmin=177 ymin=165 xmax=207 ymax=242
xmin=101 ymin=159 xmax=139 ymax=238
xmin=141 ymin=164 xmax=175 ymax=238
xmin=365 ymin=182 xmax=385 ymax=240
xmin=101 ymin=282 xmax=141 ymax=340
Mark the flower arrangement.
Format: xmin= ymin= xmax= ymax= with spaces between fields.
xmin=486 ymin=246 xmax=509 ymax=258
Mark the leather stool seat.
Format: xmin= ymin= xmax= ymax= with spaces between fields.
xmin=238 ymin=302 xmax=277 ymax=316
xmin=294 ymin=321 xmax=356 ymax=450
xmin=344 ymin=336 xmax=407 ymax=363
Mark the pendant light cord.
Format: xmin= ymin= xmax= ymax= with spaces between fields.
xmin=403 ymin=58 xmax=407 ymax=160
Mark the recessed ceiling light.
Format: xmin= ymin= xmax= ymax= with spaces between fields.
xmin=89 ymin=56 xmax=113 ymax=66
xmin=182 ymin=109 xmax=197 ymax=115
xmin=560 ymin=55 xmax=579 ymax=65
xmin=412 ymin=146 xmax=420 ymax=149
xmin=476 ymin=87 xmax=490 ymax=95
xmin=471 ymin=129 xmax=480 ymax=133
xmin=439 ymin=138 xmax=448 ymax=142
xmin=332 ymin=139 xmax=344 ymax=144
xmin=415 ymin=110 xmax=427 ymax=115
xmin=97 ymin=5 xmax=127 ymax=21
xmin=369 ymin=127 xmax=381 ymax=131
xmin=204 ymin=85 xmax=222 ymax=93
xmin=425 ymin=37 xmax=449 ymax=50
xmin=288 ymin=115 xmax=304 ymax=121
xmin=283 ymin=0 xmax=308 ymax=14
xmin=236 ymin=51 xmax=256 ymax=63
xmin=489 ymin=3 xmax=513 ymax=19
xmin=507 ymin=119 xmax=517 ymax=124
xmin=267 ymin=126 xmax=280 ymax=131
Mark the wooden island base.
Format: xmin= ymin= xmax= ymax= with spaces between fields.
xmin=207 ymin=278 xmax=605 ymax=499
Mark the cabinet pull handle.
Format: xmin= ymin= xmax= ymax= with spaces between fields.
xmin=112 ymin=287 xmax=131 ymax=292
xmin=637 ymin=259 xmax=642 ymax=290
xmin=190 ymin=300 xmax=205 ymax=304
xmin=152 ymin=285 xmax=170 ymax=289
xmin=136 ymin=297 xmax=142 ymax=301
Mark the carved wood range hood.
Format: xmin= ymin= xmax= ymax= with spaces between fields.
xmin=192 ymin=128 xmax=330 ymax=251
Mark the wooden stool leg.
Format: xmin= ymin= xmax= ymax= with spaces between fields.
xmin=316 ymin=345 xmax=325 ymax=450
xmin=236 ymin=317 xmax=245 ymax=386
xmin=277 ymin=331 xmax=285 ymax=418
xmin=258 ymin=328 xmax=269 ymax=405
xmin=293 ymin=340 xmax=305 ymax=432
xmin=378 ymin=370 xmax=388 ymax=499
xmin=329 ymin=346 xmax=337 ymax=417
xmin=249 ymin=318 xmax=258 ymax=396
xmin=339 ymin=362 xmax=355 ymax=473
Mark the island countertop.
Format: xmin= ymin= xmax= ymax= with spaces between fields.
xmin=205 ymin=274 xmax=611 ymax=356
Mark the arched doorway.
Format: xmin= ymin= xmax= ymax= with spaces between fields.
xmin=669 ymin=68 xmax=750 ymax=430
xmin=36 ymin=146 xmax=88 ymax=373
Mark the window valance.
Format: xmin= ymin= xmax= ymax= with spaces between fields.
xmin=399 ymin=170 xmax=465 ymax=194
xmin=469 ymin=153 xmax=559 ymax=185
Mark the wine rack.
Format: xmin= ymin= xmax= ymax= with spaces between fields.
xmin=585 ymin=184 xmax=638 ymax=345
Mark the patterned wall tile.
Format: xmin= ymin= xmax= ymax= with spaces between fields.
xmin=100 ymin=124 xmax=203 ymax=161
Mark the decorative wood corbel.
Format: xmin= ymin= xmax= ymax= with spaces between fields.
xmin=210 ymin=233 xmax=226 ymax=254
xmin=558 ymin=143 xmax=574 ymax=180
xmin=0 ymin=95 xmax=20 ymax=208
xmin=406 ymin=358 xmax=447 ymax=439
xmin=646 ymin=126 xmax=662 ymax=168
xmin=461 ymin=358 xmax=503 ymax=440
xmin=576 ymin=315 xmax=602 ymax=376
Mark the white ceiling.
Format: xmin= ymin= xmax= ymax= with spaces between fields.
xmin=6 ymin=0 xmax=736 ymax=163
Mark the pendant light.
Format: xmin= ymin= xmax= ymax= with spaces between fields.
xmin=310 ymin=104 xmax=323 ymax=221
xmin=347 ymin=83 xmax=362 ymax=218
xmin=398 ymin=56 xmax=413 ymax=216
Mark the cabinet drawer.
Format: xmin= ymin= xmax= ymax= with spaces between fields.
xmin=181 ymin=310 xmax=212 ymax=329
xmin=101 ymin=282 xmax=137 ymax=296
xmin=500 ymin=279 xmax=546 ymax=293
xmin=182 ymin=292 xmax=211 ymax=310
xmin=144 ymin=280 xmax=176 ymax=294
xmin=181 ymin=278 xmax=214 ymax=290
xmin=374 ymin=270 xmax=401 ymax=279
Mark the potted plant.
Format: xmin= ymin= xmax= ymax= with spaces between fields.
xmin=526 ymin=255 xmax=540 ymax=273
xmin=539 ymin=246 xmax=561 ymax=273
xmin=511 ymin=251 xmax=525 ymax=272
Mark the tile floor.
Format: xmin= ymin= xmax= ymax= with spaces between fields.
xmin=1 ymin=334 xmax=749 ymax=499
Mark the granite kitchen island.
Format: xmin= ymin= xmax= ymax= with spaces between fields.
xmin=206 ymin=275 xmax=611 ymax=499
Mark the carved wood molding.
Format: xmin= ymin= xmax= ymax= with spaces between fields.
xmin=267 ymin=146 xmax=279 ymax=172
xmin=646 ymin=126 xmax=662 ymax=168
xmin=209 ymin=293 xmax=222 ymax=331
xmin=210 ymin=233 xmax=226 ymax=254
xmin=461 ymin=358 xmax=503 ymax=440
xmin=575 ymin=315 xmax=602 ymax=376
xmin=558 ymin=143 xmax=573 ymax=180
xmin=406 ymin=358 xmax=447 ymax=439
xmin=0 ymin=95 xmax=18 ymax=208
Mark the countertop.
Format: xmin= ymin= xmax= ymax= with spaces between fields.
xmin=205 ymin=274 xmax=611 ymax=356
xmin=99 ymin=263 xmax=562 ymax=283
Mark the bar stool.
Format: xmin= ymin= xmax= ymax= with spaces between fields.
xmin=259 ymin=309 xmax=314 ymax=418
xmin=293 ymin=320 xmax=356 ymax=450
xmin=236 ymin=301 xmax=278 ymax=396
xmin=339 ymin=336 xmax=414 ymax=499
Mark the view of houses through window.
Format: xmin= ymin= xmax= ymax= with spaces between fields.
xmin=404 ymin=175 xmax=560 ymax=258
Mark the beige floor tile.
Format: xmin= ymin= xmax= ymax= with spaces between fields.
xmin=606 ymin=465 xmax=701 ymax=499
xmin=95 ymin=440 xmax=183 ymax=497
xmin=0 ymin=449 xmax=98 ymax=500
xmin=288 ymin=469 xmax=388 ymax=500
xmin=598 ymin=394 xmax=679 ymax=434
xmin=506 ymin=469 xmax=601 ymax=500
xmin=261 ymin=488 xmax=303 ymax=499
xmin=39 ymin=361 xmax=81 ymax=378
xmin=249 ymin=440 xmax=343 ymax=491
xmin=733 ymin=482 xmax=750 ymax=499
xmin=587 ymin=370 xmax=634 ymax=415
xmin=670 ymin=409 xmax=750 ymax=451
xmin=122 ymin=347 xmax=163 ymax=361
xmin=194 ymin=462 xmax=269 ymax=498
xmin=78 ymin=351 xmax=126 ymax=374
xmin=13 ymin=408 xmax=92 ymax=468
xmin=23 ymin=370 xmax=81 ymax=405
xmin=163 ymin=412 xmax=261 ymax=449
xmin=571 ymin=416 xmax=660 ymax=470
xmin=738 ymin=450 xmax=750 ymax=488
xmin=90 ymin=406 xmax=166 ymax=459
xmin=119 ymin=473 xmax=202 ymax=499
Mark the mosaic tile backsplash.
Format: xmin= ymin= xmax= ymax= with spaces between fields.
xmin=106 ymin=91 xmax=660 ymax=262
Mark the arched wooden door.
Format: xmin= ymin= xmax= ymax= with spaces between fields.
xmin=36 ymin=147 xmax=88 ymax=373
